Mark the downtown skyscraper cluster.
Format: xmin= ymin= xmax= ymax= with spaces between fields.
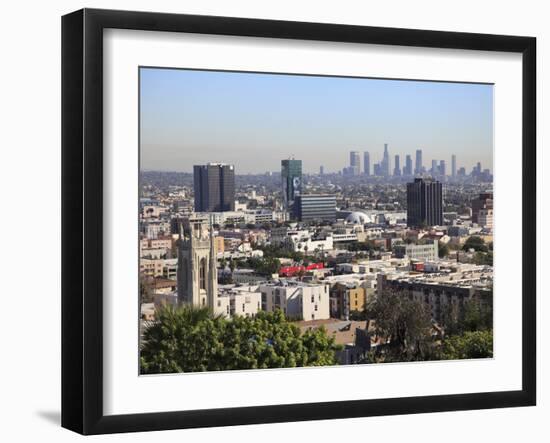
xmin=343 ymin=145 xmax=473 ymax=181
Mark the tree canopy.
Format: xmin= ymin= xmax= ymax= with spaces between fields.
xmin=440 ymin=330 xmax=493 ymax=360
xmin=245 ymin=257 xmax=280 ymax=276
xmin=462 ymin=236 xmax=488 ymax=252
xmin=438 ymin=243 xmax=450 ymax=258
xmin=366 ymin=290 xmax=493 ymax=363
xmin=140 ymin=307 xmax=341 ymax=374
xmin=366 ymin=291 xmax=436 ymax=362
xmin=258 ymin=244 xmax=304 ymax=262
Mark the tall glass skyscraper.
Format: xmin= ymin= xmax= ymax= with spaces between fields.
xmin=393 ymin=154 xmax=401 ymax=176
xmin=281 ymin=158 xmax=302 ymax=209
xmin=451 ymin=154 xmax=457 ymax=177
xmin=363 ymin=151 xmax=370 ymax=176
xmin=405 ymin=154 xmax=413 ymax=176
xmin=431 ymin=159 xmax=439 ymax=176
xmin=349 ymin=151 xmax=361 ymax=175
xmin=193 ymin=163 xmax=235 ymax=212
xmin=439 ymin=160 xmax=446 ymax=177
xmin=415 ymin=149 xmax=423 ymax=175
xmin=381 ymin=143 xmax=390 ymax=176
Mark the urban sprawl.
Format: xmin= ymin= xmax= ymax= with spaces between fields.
xmin=139 ymin=144 xmax=494 ymax=372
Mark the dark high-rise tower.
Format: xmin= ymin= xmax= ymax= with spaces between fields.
xmin=393 ymin=154 xmax=401 ymax=176
xmin=281 ymin=158 xmax=302 ymax=209
xmin=363 ymin=151 xmax=370 ymax=176
xmin=415 ymin=149 xmax=423 ymax=175
xmin=193 ymin=163 xmax=235 ymax=212
xmin=407 ymin=178 xmax=443 ymax=227
xmin=439 ymin=160 xmax=446 ymax=177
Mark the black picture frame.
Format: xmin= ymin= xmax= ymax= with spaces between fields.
xmin=61 ymin=8 xmax=536 ymax=435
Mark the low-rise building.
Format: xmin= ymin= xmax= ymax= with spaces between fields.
xmin=293 ymin=194 xmax=336 ymax=222
xmin=215 ymin=286 xmax=262 ymax=318
xmin=330 ymin=282 xmax=367 ymax=319
xmin=376 ymin=267 xmax=493 ymax=323
xmin=140 ymin=258 xmax=178 ymax=278
xmin=478 ymin=208 xmax=493 ymax=229
xmin=260 ymin=281 xmax=330 ymax=321
xmin=393 ymin=240 xmax=438 ymax=261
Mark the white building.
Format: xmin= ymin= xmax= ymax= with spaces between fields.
xmin=141 ymin=220 xmax=171 ymax=239
xmin=246 ymin=209 xmax=275 ymax=224
xmin=259 ymin=281 xmax=330 ymax=321
xmin=230 ymin=291 xmax=262 ymax=317
xmin=215 ymin=286 xmax=262 ymax=318
xmin=478 ymin=208 xmax=493 ymax=229
xmin=197 ymin=209 xmax=276 ymax=226
xmin=393 ymin=240 xmax=439 ymax=261
xmin=141 ymin=205 xmax=168 ymax=219
xmin=270 ymin=226 xmax=333 ymax=253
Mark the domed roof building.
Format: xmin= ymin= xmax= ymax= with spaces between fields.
xmin=345 ymin=212 xmax=370 ymax=224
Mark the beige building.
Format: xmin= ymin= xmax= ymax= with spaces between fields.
xmin=330 ymin=283 xmax=367 ymax=319
xmin=140 ymin=258 xmax=177 ymax=278
xmin=214 ymin=236 xmax=225 ymax=254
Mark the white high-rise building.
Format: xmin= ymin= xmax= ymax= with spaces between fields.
xmin=349 ymin=151 xmax=361 ymax=175
xmin=363 ymin=151 xmax=370 ymax=176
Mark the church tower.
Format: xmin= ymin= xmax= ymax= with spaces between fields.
xmin=176 ymin=215 xmax=218 ymax=308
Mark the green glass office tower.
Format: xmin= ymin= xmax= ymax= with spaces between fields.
xmin=281 ymin=159 xmax=302 ymax=209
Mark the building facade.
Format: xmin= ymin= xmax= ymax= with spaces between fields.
xmin=293 ymin=194 xmax=337 ymax=222
xmin=471 ymin=192 xmax=493 ymax=224
xmin=330 ymin=282 xmax=367 ymax=319
xmin=393 ymin=240 xmax=439 ymax=261
xmin=377 ymin=274 xmax=492 ymax=324
xmin=478 ymin=208 xmax=493 ymax=229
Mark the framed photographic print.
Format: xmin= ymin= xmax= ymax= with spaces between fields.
xmin=61 ymin=8 xmax=536 ymax=435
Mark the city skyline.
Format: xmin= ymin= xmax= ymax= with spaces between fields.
xmin=140 ymin=67 xmax=493 ymax=174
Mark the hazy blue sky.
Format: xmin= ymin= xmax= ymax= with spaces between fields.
xmin=140 ymin=67 xmax=493 ymax=174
